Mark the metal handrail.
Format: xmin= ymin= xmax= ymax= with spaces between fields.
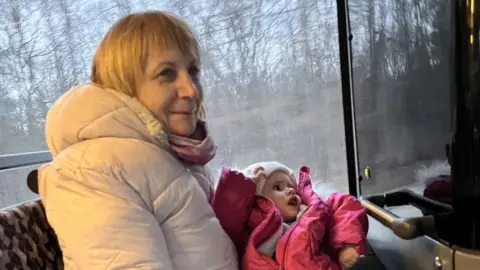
xmin=0 ymin=151 xmax=52 ymax=170
xmin=360 ymin=189 xmax=453 ymax=240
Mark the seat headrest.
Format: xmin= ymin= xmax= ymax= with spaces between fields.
xmin=27 ymin=169 xmax=39 ymax=194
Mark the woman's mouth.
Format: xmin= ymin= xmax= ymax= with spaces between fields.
xmin=169 ymin=111 xmax=194 ymax=119
xmin=171 ymin=111 xmax=193 ymax=115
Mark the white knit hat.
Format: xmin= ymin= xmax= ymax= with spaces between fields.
xmin=241 ymin=161 xmax=296 ymax=195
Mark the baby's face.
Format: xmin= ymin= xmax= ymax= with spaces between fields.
xmin=261 ymin=171 xmax=301 ymax=222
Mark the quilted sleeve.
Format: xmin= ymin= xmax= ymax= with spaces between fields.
xmin=212 ymin=168 xmax=257 ymax=252
xmin=325 ymin=192 xmax=369 ymax=256
xmin=38 ymin=166 xmax=175 ymax=270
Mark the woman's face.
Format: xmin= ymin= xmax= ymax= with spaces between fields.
xmin=136 ymin=47 xmax=201 ymax=137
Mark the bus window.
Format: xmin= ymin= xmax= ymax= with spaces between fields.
xmin=0 ymin=0 xmax=349 ymax=208
xmin=350 ymin=0 xmax=453 ymax=196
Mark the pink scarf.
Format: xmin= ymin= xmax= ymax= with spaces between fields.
xmin=168 ymin=121 xmax=217 ymax=166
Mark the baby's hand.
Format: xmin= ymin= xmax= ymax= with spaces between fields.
xmin=296 ymin=204 xmax=308 ymax=220
xmin=338 ymin=246 xmax=359 ymax=269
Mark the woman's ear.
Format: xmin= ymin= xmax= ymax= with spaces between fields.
xmin=197 ymin=102 xmax=206 ymax=121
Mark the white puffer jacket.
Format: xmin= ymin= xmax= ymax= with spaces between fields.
xmin=37 ymin=84 xmax=238 ymax=270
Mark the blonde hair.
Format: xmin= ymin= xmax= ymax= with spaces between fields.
xmin=91 ymin=11 xmax=205 ymax=119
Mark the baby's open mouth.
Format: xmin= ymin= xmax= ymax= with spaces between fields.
xmin=287 ymin=196 xmax=299 ymax=206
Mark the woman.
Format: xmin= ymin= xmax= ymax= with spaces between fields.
xmin=37 ymin=11 xmax=238 ymax=269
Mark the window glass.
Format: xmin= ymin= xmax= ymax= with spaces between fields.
xmin=350 ymin=0 xmax=452 ymax=194
xmin=0 ymin=0 xmax=347 ymax=207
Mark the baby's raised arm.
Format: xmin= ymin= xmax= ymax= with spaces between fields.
xmin=212 ymin=168 xmax=257 ymax=252
xmin=325 ymin=193 xmax=369 ymax=260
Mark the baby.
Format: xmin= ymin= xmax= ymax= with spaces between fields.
xmin=213 ymin=161 xmax=368 ymax=270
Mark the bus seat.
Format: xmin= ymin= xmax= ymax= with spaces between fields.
xmin=0 ymin=200 xmax=63 ymax=269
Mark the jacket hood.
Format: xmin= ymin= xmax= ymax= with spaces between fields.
xmin=45 ymin=84 xmax=169 ymax=157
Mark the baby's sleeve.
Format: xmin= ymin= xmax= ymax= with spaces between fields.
xmin=325 ymin=192 xmax=369 ymax=256
xmin=212 ymin=168 xmax=257 ymax=252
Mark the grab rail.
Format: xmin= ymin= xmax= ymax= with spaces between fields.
xmin=360 ymin=189 xmax=453 ymax=239
xmin=0 ymin=151 xmax=51 ymax=170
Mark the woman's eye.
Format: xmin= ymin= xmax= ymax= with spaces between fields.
xmin=159 ymin=69 xmax=176 ymax=81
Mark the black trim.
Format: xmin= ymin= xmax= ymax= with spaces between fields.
xmin=336 ymin=0 xmax=360 ymax=197
xmin=450 ymin=0 xmax=480 ymax=249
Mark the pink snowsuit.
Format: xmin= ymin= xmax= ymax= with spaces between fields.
xmin=212 ymin=166 xmax=369 ymax=270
